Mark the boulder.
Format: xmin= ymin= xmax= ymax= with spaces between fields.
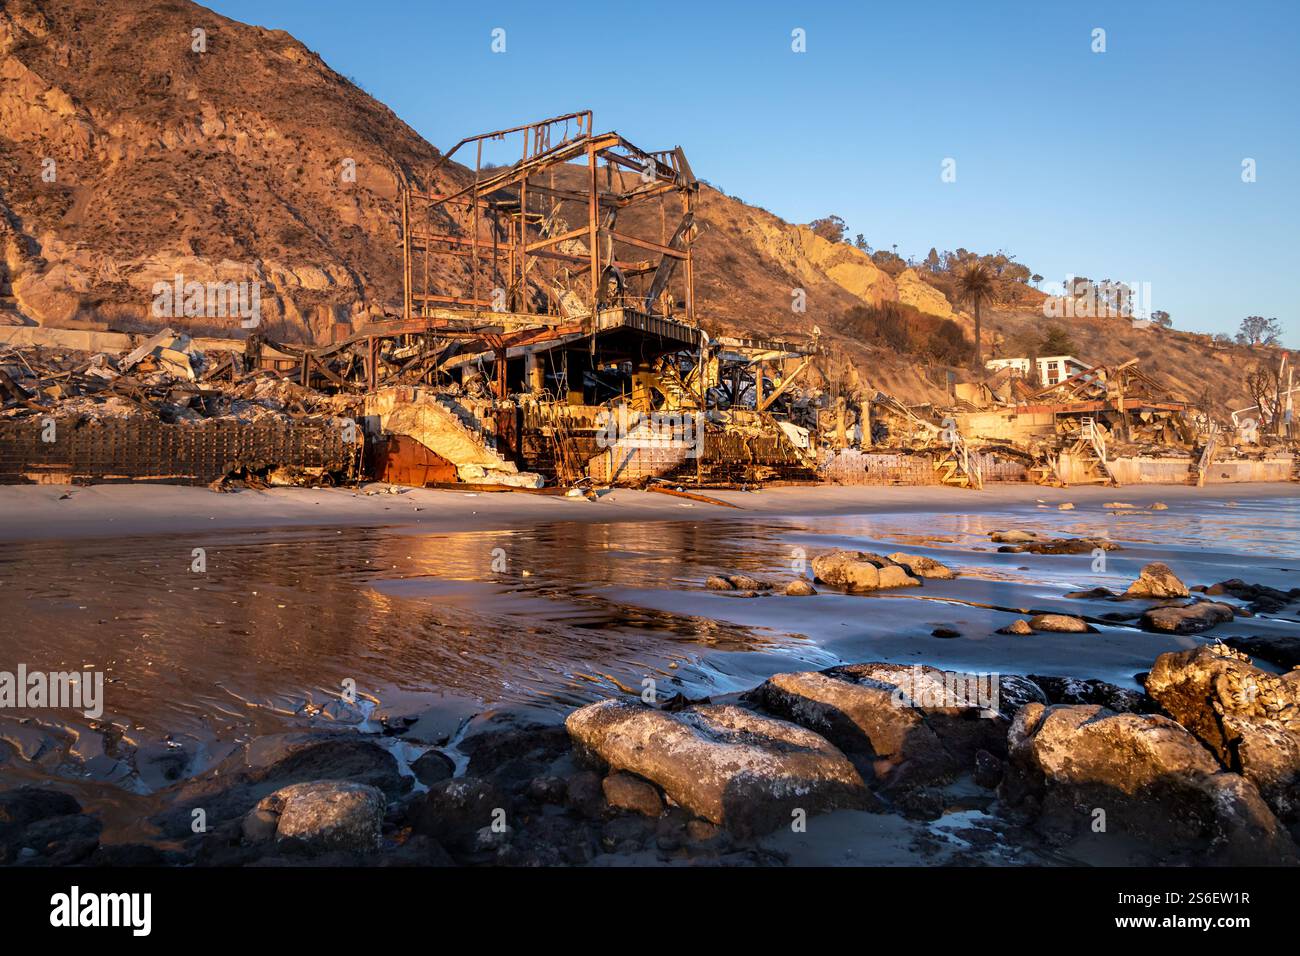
xmin=784 ymin=579 xmax=817 ymax=596
xmin=1002 ymin=703 xmax=1296 ymax=864
xmin=886 ymin=553 xmax=956 ymax=580
xmin=727 ymin=574 xmax=773 ymax=591
xmin=152 ymin=734 xmax=405 ymax=839
xmin=413 ymin=778 xmax=510 ymax=854
xmin=602 ymin=772 xmax=663 ymax=818
xmin=250 ymin=780 xmax=385 ymax=854
xmin=748 ymin=664 xmax=1046 ymax=790
xmin=1125 ymin=562 xmax=1190 ymax=599
xmin=1027 ymin=675 xmax=1155 ymax=714
xmin=1140 ymin=601 xmax=1234 ymax=634
xmin=705 ymin=576 xmax=734 ymax=591
xmin=810 ymin=551 xmax=919 ymax=591
xmin=1206 ymin=579 xmax=1298 ymax=614
xmin=411 ymin=750 xmax=454 ymax=786
xmin=565 ymin=699 xmax=871 ymax=836
xmin=1145 ymin=644 xmax=1300 ymax=821
xmin=998 ymin=619 xmax=1034 ymax=635
xmin=995 ymin=535 xmax=1121 ymax=555
xmin=1029 ymin=613 xmax=1091 ymax=633
xmin=989 ymin=530 xmax=1040 ymax=543
xmin=0 ymin=788 xmax=87 ymax=865
xmin=1224 ymin=635 xmax=1300 ymax=670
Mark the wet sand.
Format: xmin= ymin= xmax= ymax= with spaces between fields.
xmin=0 ymin=480 xmax=1297 ymax=858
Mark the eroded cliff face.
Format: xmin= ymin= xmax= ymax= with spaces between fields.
xmin=0 ymin=0 xmax=467 ymax=340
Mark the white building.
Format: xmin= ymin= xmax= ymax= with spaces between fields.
xmin=985 ymin=355 xmax=1090 ymax=387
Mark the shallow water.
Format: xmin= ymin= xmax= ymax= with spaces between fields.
xmin=1 ymin=492 xmax=1298 ymax=839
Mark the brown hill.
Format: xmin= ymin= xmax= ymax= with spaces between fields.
xmin=0 ymin=0 xmax=1287 ymax=413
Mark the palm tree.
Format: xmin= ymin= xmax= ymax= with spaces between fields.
xmin=956 ymin=262 xmax=996 ymax=367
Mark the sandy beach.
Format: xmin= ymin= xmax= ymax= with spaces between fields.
xmin=2 ymin=480 xmax=1298 ymax=866
xmin=2 ymin=479 xmax=1295 ymax=543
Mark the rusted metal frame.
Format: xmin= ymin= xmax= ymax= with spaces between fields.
xmin=607 ymin=230 xmax=687 ymax=259
xmin=431 ymin=110 xmax=592 ymax=170
xmin=524 ymin=226 xmax=590 ymax=254
xmin=402 ymin=187 xmax=412 ymax=321
xmin=757 ymin=356 xmax=812 ymax=412
xmin=411 ymin=293 xmax=496 ymax=307
xmin=685 ymin=188 xmax=695 ymax=322
xmin=588 ymin=143 xmax=599 ymax=311
xmin=429 ymin=133 xmax=620 ymax=208
xmin=471 ymin=139 xmax=482 ymax=310
xmin=518 ymin=129 xmax=528 ymax=312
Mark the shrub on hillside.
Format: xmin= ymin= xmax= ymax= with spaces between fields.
xmin=839 ymin=302 xmax=973 ymax=366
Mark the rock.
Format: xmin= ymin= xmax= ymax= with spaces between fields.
xmin=152 ymin=733 xmax=406 ymax=839
xmin=886 ymin=553 xmax=956 ymax=580
xmin=727 ymin=574 xmax=772 ymax=591
xmin=685 ymin=819 xmax=721 ymax=843
xmin=602 ymin=772 xmax=663 ymax=818
xmin=1140 ymin=601 xmax=1234 ymax=634
xmin=749 ymin=664 xmax=1045 ymax=790
xmin=998 ymin=619 xmax=1034 ymax=635
xmin=16 ymin=813 xmax=102 ymax=865
xmin=705 ymin=575 xmax=735 ymax=591
xmin=996 ymin=535 xmax=1121 ymax=555
xmin=241 ymin=807 xmax=279 ymax=844
xmin=1028 ymin=613 xmax=1091 ymax=633
xmin=1003 ymin=703 xmax=1296 ymax=864
xmin=1027 ymin=675 xmax=1155 ymax=713
xmin=411 ymin=750 xmax=454 ymax=786
xmin=1145 ymin=644 xmax=1300 ymax=821
xmin=0 ymin=788 xmax=84 ymax=864
xmin=784 ymin=579 xmax=817 ymax=596
xmin=563 ymin=770 xmax=605 ymax=819
xmin=1206 ymin=579 xmax=1297 ymax=614
xmin=455 ymin=709 xmax=569 ymax=786
xmin=810 ymin=550 xmax=919 ymax=591
xmin=1124 ymin=562 xmax=1190 ymax=599
xmin=565 ymin=699 xmax=871 ymax=837
xmin=973 ymin=749 xmax=1003 ymax=790
xmin=1151 ymin=502 xmax=1168 ymax=510
xmin=413 ymin=778 xmax=510 ymax=854
xmin=930 ymin=627 xmax=961 ymax=639
xmin=250 ymin=781 xmax=385 ymax=854
xmin=1223 ymin=635 xmax=1300 ymax=670
xmin=1064 ymin=586 xmax=1118 ymax=600
xmin=989 ymin=530 xmax=1040 ymax=543
xmin=1058 ymin=502 xmax=1074 ymax=511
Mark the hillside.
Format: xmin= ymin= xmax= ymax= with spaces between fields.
xmin=0 ymin=0 xmax=1286 ymax=413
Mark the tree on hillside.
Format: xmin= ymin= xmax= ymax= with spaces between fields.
xmin=853 ymin=234 xmax=871 ymax=253
xmin=1235 ymin=315 xmax=1282 ymax=347
xmin=809 ymin=215 xmax=847 ymax=244
xmin=1150 ymin=310 xmax=1172 ymax=328
xmin=1039 ymin=325 xmax=1078 ymax=356
xmin=955 ymin=262 xmax=996 ymax=367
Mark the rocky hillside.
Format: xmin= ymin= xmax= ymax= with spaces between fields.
xmin=0 ymin=0 xmax=468 ymax=342
xmin=0 ymin=0 xmax=1286 ymax=411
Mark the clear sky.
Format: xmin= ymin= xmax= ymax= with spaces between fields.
xmin=202 ymin=0 xmax=1298 ymax=345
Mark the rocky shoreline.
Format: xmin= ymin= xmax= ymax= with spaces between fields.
xmin=3 ymin=551 xmax=1299 ymax=868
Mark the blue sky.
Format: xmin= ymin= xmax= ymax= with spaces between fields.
xmin=204 ymin=0 xmax=1298 ymax=345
